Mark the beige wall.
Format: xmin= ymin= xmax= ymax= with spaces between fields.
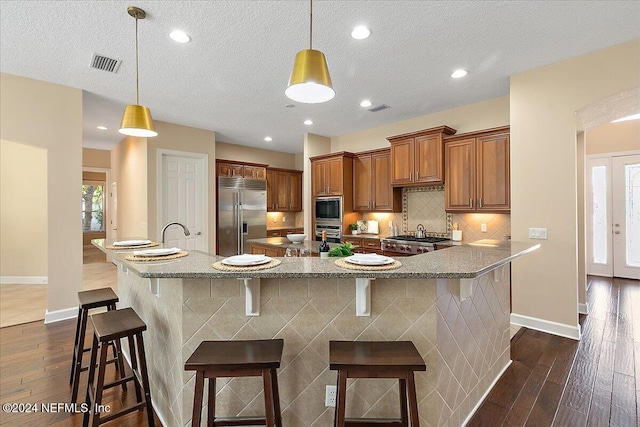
xmin=0 ymin=73 xmax=82 ymax=315
xmin=586 ymin=119 xmax=640 ymax=154
xmin=83 ymin=148 xmax=111 ymax=168
xmin=216 ymin=141 xmax=298 ymax=170
xmin=111 ymin=136 xmax=148 ymax=239
xmin=147 ymin=121 xmax=216 ymax=254
xmin=303 ymin=134 xmax=331 ymax=235
xmin=331 ymin=96 xmax=509 ymax=152
xmin=510 ymin=40 xmax=640 ymax=330
xmin=0 ymin=140 xmax=48 ymax=278
xmin=577 ymin=132 xmax=586 ymax=310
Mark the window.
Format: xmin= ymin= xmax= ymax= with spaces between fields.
xmin=82 ymin=184 xmax=104 ymax=232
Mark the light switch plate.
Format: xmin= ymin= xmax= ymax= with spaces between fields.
xmin=528 ymin=227 xmax=548 ymax=239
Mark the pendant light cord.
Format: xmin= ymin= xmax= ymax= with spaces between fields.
xmin=135 ymin=14 xmax=139 ymax=105
xmin=309 ymin=0 xmax=313 ymax=49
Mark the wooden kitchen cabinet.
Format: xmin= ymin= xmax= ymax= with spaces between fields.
xmin=310 ymin=153 xmax=354 ymax=197
xmin=250 ymin=243 xmax=285 ymax=257
xmin=217 ymin=160 xmax=267 ymax=179
xmin=444 ymin=126 xmax=510 ymax=213
xmin=387 ymin=126 xmax=457 ymax=187
xmin=266 ymin=228 xmax=304 ymax=237
xmin=353 ymin=149 xmax=401 ymax=212
xmin=266 ymin=167 xmax=303 ymax=212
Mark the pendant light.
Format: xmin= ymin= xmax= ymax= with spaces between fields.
xmin=285 ymin=0 xmax=335 ymax=104
xmin=119 ymin=6 xmax=157 ymax=137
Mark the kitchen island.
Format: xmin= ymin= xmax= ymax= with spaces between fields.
xmin=93 ymin=239 xmax=538 ymax=427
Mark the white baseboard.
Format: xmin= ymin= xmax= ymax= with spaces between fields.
xmin=462 ymin=359 xmax=513 ymax=426
xmin=44 ymin=306 xmax=78 ymax=324
xmin=510 ymin=313 xmax=581 ymax=340
xmin=578 ymin=303 xmax=589 ymax=315
xmin=0 ymin=276 xmax=48 ymax=285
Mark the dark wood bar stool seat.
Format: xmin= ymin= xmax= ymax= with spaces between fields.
xmin=184 ymin=339 xmax=284 ymax=427
xmin=83 ymin=308 xmax=154 ymax=427
xmin=70 ymin=287 xmax=127 ymax=402
xmin=329 ymin=341 xmax=427 ymax=427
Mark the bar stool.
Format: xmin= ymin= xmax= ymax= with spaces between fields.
xmin=184 ymin=339 xmax=284 ymax=427
xmin=83 ymin=308 xmax=154 ymax=427
xmin=329 ymin=341 xmax=426 ymax=427
xmin=70 ymin=287 xmax=126 ymax=402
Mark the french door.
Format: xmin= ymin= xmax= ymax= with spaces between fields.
xmin=587 ymin=153 xmax=640 ymax=279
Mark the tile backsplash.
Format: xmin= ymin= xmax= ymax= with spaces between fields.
xmin=403 ymin=186 xmax=450 ymax=236
xmin=450 ymin=212 xmax=511 ymax=243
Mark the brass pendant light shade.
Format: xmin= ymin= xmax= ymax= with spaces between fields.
xmin=120 ymin=105 xmax=157 ymax=137
xmin=286 ymin=0 xmax=334 ymax=103
xmin=119 ymin=6 xmax=157 ymax=137
xmin=286 ymin=49 xmax=335 ymax=104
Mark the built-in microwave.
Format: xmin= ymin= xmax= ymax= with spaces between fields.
xmin=315 ymin=197 xmax=342 ymax=221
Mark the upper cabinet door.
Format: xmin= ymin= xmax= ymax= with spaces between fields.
xmin=353 ymin=155 xmax=372 ymax=211
xmin=372 ymin=151 xmax=397 ymax=211
xmin=275 ymin=170 xmax=289 ymax=211
xmin=415 ymin=134 xmax=444 ymax=184
xmin=445 ymin=138 xmax=476 ymax=211
xmin=477 ymin=133 xmax=510 ymax=212
xmin=266 ymin=169 xmax=276 ymax=211
xmin=312 ymin=160 xmax=326 ymax=197
xmin=244 ymin=166 xmax=266 ymax=179
xmin=326 ymin=157 xmax=344 ymax=195
xmin=217 ymin=162 xmax=243 ymax=177
xmin=390 ymin=138 xmax=414 ymax=185
xmin=289 ymin=172 xmax=303 ymax=211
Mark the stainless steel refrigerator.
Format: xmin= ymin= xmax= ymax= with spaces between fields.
xmin=217 ymin=176 xmax=267 ymax=256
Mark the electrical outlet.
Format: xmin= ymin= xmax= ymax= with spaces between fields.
xmin=481 ymin=224 xmax=487 ymax=232
xmin=325 ymin=385 xmax=337 ymax=407
xmin=282 ymin=216 xmax=286 ymax=222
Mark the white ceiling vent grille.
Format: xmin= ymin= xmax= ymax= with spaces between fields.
xmin=368 ymin=104 xmax=390 ymax=112
xmin=90 ymin=53 xmax=121 ymax=73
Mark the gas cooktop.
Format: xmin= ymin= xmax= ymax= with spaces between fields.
xmin=384 ymin=235 xmax=450 ymax=243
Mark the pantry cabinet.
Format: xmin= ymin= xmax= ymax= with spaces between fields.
xmin=387 ymin=126 xmax=457 ymax=187
xmin=444 ymin=126 xmax=510 ymax=212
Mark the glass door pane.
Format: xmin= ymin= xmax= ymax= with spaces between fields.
xmin=591 ymin=166 xmax=608 ymax=264
xmin=624 ymin=162 xmax=640 ymax=267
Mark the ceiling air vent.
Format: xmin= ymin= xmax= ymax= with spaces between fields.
xmin=90 ymin=53 xmax=121 ymax=73
xmin=368 ymin=104 xmax=390 ymax=112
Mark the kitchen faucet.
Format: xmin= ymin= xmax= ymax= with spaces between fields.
xmin=161 ymin=221 xmax=191 ymax=244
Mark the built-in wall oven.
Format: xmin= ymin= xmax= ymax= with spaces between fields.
xmin=315 ymin=220 xmax=342 ymax=243
xmin=315 ymin=197 xmax=342 ymax=221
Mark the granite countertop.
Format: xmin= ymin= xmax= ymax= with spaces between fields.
xmin=92 ymin=239 xmax=540 ymax=280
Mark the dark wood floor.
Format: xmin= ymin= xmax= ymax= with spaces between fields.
xmin=0 ymin=318 xmax=161 ymax=426
xmin=0 ymin=275 xmax=637 ymax=427
xmin=469 ymin=275 xmax=639 ymax=427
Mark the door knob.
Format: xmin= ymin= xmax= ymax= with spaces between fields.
xmin=195 ymin=231 xmax=202 ymax=236
xmin=614 ymin=231 xmax=620 ymax=234
xmin=614 ymin=223 xmax=620 ymax=227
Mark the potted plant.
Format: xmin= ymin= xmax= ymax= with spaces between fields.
xmin=349 ymin=223 xmax=358 ymax=235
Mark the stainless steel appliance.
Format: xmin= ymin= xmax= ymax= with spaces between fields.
xmin=217 ymin=176 xmax=267 ymax=256
xmin=315 ymin=220 xmax=342 ymax=243
xmin=315 ymin=196 xmax=342 ymax=221
xmin=382 ymin=235 xmax=450 ymax=255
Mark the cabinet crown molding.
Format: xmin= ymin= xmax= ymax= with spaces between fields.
xmin=386 ymin=125 xmax=457 ymax=142
xmin=443 ymin=125 xmax=510 ymax=142
xmin=216 ymin=158 xmax=269 ymax=168
xmin=308 ymin=151 xmax=355 ymax=162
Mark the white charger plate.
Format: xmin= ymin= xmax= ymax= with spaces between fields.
xmin=222 ymin=254 xmax=271 ymax=266
xmin=113 ymin=239 xmax=152 ymax=246
xmin=344 ymin=254 xmax=395 ymax=266
xmin=133 ymin=247 xmax=181 ymax=257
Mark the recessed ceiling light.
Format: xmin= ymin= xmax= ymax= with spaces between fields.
xmin=612 ymin=113 xmax=640 ymax=123
xmin=351 ymin=25 xmax=371 ymax=40
xmin=96 ymin=126 xmax=108 ymax=130
xmin=451 ymin=69 xmax=468 ymax=79
xmin=169 ymin=30 xmax=191 ymax=43
xmin=304 ymin=119 xmax=313 ymax=125
xmin=360 ymin=100 xmax=372 ymax=108
xmin=264 ymin=136 xmax=273 ymax=142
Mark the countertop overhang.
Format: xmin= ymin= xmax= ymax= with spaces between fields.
xmin=93 ymin=239 xmax=539 ymax=280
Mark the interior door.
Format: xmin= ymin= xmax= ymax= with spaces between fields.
xmin=612 ymin=154 xmax=640 ymax=279
xmin=161 ymin=153 xmax=206 ymax=251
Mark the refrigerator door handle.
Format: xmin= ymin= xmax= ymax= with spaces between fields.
xmin=238 ymin=192 xmax=244 ymax=254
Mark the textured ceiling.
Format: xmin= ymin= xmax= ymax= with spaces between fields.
xmin=1 ymin=1 xmax=639 ymax=153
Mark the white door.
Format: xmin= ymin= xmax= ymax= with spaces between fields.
xmin=160 ymin=152 xmax=207 ymax=251
xmin=612 ymin=154 xmax=640 ymax=279
xmin=587 ymin=157 xmax=612 ymax=276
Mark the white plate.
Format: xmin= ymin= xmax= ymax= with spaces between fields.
xmin=133 ymin=247 xmax=181 ymax=257
xmin=344 ymin=254 xmax=395 ymax=266
xmin=221 ymin=254 xmax=271 ymax=266
xmin=113 ymin=239 xmax=152 ymax=246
